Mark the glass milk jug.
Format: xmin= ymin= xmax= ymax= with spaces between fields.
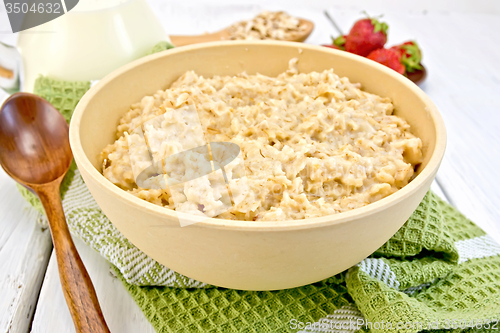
xmin=2 ymin=0 xmax=168 ymax=92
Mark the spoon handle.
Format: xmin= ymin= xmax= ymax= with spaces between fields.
xmin=169 ymin=31 xmax=228 ymax=47
xmin=0 ymin=64 xmax=13 ymax=79
xmin=36 ymin=182 xmax=111 ymax=333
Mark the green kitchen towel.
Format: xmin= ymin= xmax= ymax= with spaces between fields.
xmin=113 ymin=193 xmax=500 ymax=333
xmin=18 ymin=42 xmax=500 ymax=332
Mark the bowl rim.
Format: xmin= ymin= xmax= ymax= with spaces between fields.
xmin=69 ymin=40 xmax=446 ymax=232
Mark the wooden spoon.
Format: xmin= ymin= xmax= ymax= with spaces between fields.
xmin=0 ymin=64 xmax=14 ymax=79
xmin=0 ymin=93 xmax=110 ymax=333
xmin=169 ymin=18 xmax=314 ymax=46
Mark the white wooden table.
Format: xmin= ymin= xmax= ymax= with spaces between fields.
xmin=1 ymin=1 xmax=500 ymax=332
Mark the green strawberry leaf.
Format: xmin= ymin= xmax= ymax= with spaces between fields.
xmin=371 ymin=18 xmax=389 ymax=35
xmin=362 ymin=11 xmax=388 ymax=35
xmin=329 ymin=35 xmax=346 ymax=50
xmin=333 ymin=35 xmax=346 ymax=46
xmin=400 ymin=41 xmax=423 ymax=72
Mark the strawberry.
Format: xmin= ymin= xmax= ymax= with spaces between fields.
xmin=367 ymin=48 xmax=406 ymax=74
xmin=345 ymin=17 xmax=388 ymax=56
xmin=390 ymin=41 xmax=422 ymax=73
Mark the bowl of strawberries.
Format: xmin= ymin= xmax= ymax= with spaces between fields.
xmin=323 ymin=15 xmax=426 ymax=85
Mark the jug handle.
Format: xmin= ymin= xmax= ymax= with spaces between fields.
xmin=0 ymin=42 xmax=22 ymax=94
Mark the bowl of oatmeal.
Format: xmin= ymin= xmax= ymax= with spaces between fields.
xmin=69 ymin=41 xmax=446 ymax=290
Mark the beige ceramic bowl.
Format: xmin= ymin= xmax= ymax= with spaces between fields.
xmin=70 ymin=41 xmax=446 ymax=290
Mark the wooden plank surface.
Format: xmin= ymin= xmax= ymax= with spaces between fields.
xmin=0 ymin=170 xmax=52 ymax=333
xmin=30 ymin=237 xmax=155 ymax=333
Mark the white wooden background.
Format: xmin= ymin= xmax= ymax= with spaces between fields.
xmin=1 ymin=1 xmax=500 ymax=332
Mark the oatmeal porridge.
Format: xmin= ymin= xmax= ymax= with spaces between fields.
xmin=100 ymin=59 xmax=423 ymax=221
xmin=226 ymin=11 xmax=307 ymax=41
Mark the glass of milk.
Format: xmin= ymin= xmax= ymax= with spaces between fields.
xmin=14 ymin=0 xmax=168 ymax=92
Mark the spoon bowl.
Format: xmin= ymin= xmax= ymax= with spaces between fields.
xmin=0 ymin=93 xmax=110 ymax=333
xmin=169 ymin=18 xmax=314 ymax=46
xmin=0 ymin=93 xmax=72 ymax=184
